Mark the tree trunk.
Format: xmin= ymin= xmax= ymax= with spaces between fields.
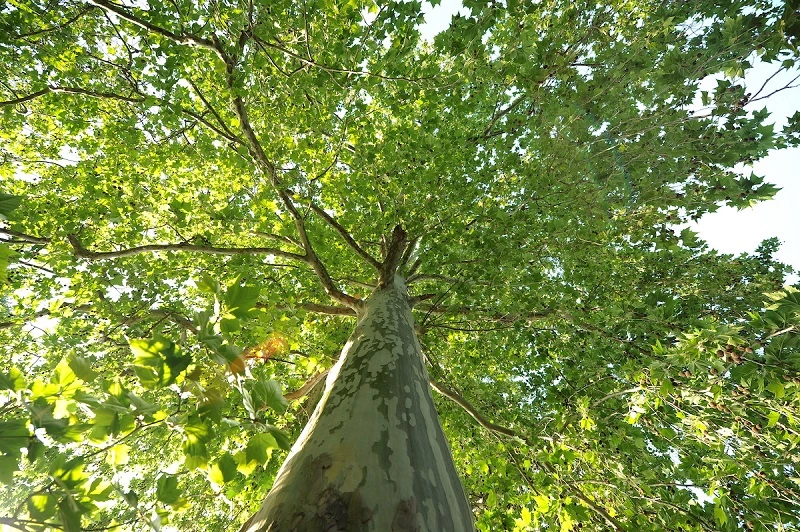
xmin=239 ymin=276 xmax=473 ymax=531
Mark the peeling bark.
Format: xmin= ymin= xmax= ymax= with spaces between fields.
xmin=240 ymin=276 xmax=473 ymax=532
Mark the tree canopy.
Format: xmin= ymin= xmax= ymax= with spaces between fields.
xmin=1 ymin=0 xmax=800 ymax=530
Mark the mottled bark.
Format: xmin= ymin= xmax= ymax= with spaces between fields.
xmin=240 ymin=276 xmax=473 ymax=532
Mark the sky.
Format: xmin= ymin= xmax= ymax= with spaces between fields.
xmin=418 ymin=1 xmax=800 ymax=282
xmin=689 ymin=64 xmax=800 ymax=280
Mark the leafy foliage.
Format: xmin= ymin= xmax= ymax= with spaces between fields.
xmin=0 ymin=0 xmax=798 ymax=530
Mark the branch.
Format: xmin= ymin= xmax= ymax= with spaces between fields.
xmin=145 ymin=309 xmax=195 ymax=331
xmin=252 ymin=37 xmax=432 ymax=83
xmin=250 ymin=231 xmax=302 ymax=249
xmin=568 ymin=487 xmax=624 ymax=531
xmin=0 ymin=86 xmax=244 ymax=147
xmin=186 ymin=78 xmax=243 ymax=144
xmin=259 ymin=302 xmax=357 ymax=317
xmin=181 ymin=108 xmax=243 ymax=144
xmin=86 ymin=0 xmax=218 ymax=54
xmin=305 ymin=200 xmax=381 ymax=272
xmin=379 ymin=225 xmax=407 ymax=287
xmin=13 ymin=6 xmax=96 ymax=39
xmin=629 ymin=495 xmax=717 ymax=532
xmin=407 ymin=273 xmax=490 ymax=286
xmin=480 ymin=93 xmax=527 ymax=139
xmin=48 ymin=85 xmax=143 ymax=103
xmin=766 ymin=324 xmax=799 ymax=339
xmin=398 ymin=236 xmax=418 ymax=271
xmin=284 ymin=370 xmax=329 ymax=401
xmin=749 ymin=68 xmax=800 ymax=103
xmin=222 ymin=45 xmax=360 ymax=309
xmin=415 ymin=304 xmax=552 ymax=326
xmin=0 ymin=88 xmax=49 ymax=107
xmin=590 ymin=387 xmax=642 ymax=409
xmin=0 ymin=85 xmax=144 ymax=107
xmin=0 ymin=302 xmax=196 ymax=335
xmin=0 ymin=228 xmax=50 ymax=245
xmin=0 ymin=517 xmax=60 ymax=532
xmin=429 ymin=377 xmax=528 ymax=444
xmin=0 ymin=304 xmax=93 ymax=330
xmin=530 ymin=459 xmax=625 ymax=531
xmin=297 ymin=302 xmax=357 ymax=316
xmin=409 ymin=293 xmax=436 ymax=306
xmin=340 ymin=277 xmax=375 ymax=290
xmin=67 ymin=234 xmax=307 ymax=262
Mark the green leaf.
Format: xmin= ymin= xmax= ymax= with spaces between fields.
xmin=0 ymin=454 xmax=19 ymax=483
xmin=0 ymin=419 xmax=29 ymax=456
xmin=521 ymin=505 xmax=532 ymax=525
xmin=27 ymin=493 xmax=57 ymax=521
xmin=182 ymin=416 xmax=212 ymax=467
xmin=266 ymin=425 xmax=291 ymax=451
xmin=156 ymin=474 xmax=181 ymax=504
xmin=0 ymin=366 xmax=25 ymax=391
xmin=196 ymin=274 xmax=220 ymax=294
xmin=209 ymin=453 xmax=238 ymax=485
xmin=86 ymin=478 xmax=114 ymax=502
xmin=27 ymin=440 xmax=45 ymax=462
xmin=223 ymin=281 xmax=260 ymax=319
xmin=714 ymin=504 xmax=727 ymax=526
xmin=241 ymin=386 xmax=257 ymax=419
xmin=246 ymin=433 xmax=279 ymax=464
xmin=127 ymin=392 xmax=158 ymax=415
xmin=121 ymin=490 xmax=139 ymax=508
xmin=68 ymin=355 xmax=98 ymax=383
xmin=197 ymin=393 xmax=225 ymax=424
xmin=73 ymin=390 xmax=103 ymax=408
xmin=0 ymin=193 xmax=22 ymax=219
xmin=54 ymin=357 xmax=78 ymax=388
xmin=533 ymin=494 xmax=550 ymax=513
xmin=0 ymin=243 xmax=16 ymax=285
xmin=130 ymin=336 xmax=192 ymax=389
xmin=251 ymin=377 xmax=288 ymax=414
xmin=679 ymin=228 xmax=700 ymax=248
xmin=766 ymin=380 xmax=785 ymax=399
xmin=766 ymin=411 xmax=780 ymax=428
xmin=106 ymin=444 xmax=130 ymax=465
xmin=58 ymin=498 xmax=83 ymax=532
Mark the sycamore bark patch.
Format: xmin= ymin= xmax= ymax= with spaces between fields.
xmin=240 ymin=276 xmax=472 ymax=531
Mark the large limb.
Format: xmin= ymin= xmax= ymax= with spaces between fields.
xmin=378 ymin=224 xmax=408 ymax=287
xmin=304 ymin=199 xmax=381 ymax=272
xmin=213 ymin=32 xmax=362 ymax=309
xmin=67 ymin=234 xmax=306 ymax=263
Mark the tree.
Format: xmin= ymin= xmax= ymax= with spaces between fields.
xmin=1 ymin=0 xmax=799 ymax=530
